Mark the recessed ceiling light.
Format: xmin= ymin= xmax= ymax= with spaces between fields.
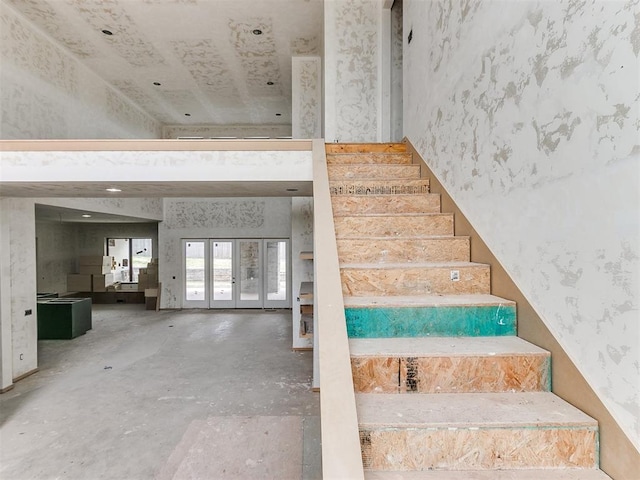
xmin=252 ymin=29 xmax=263 ymax=35
xmin=266 ymin=81 xmax=274 ymax=85
xmin=101 ymin=29 xmax=113 ymax=35
xmin=286 ymin=188 xmax=298 ymax=192
xmin=153 ymin=82 xmax=161 ymax=86
xmin=275 ymin=113 xmax=282 ymax=116
xmin=184 ymin=113 xmax=191 ymax=116
xmin=106 ymin=188 xmax=121 ymax=192
xmin=82 ymin=214 xmax=92 ymax=218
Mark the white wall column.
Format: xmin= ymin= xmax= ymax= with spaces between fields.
xmin=292 ymin=56 xmax=322 ymax=139
xmin=324 ymin=0 xmax=383 ymax=142
xmin=0 ymin=199 xmax=37 ymax=385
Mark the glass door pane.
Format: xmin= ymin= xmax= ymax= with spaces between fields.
xmin=184 ymin=240 xmax=207 ymax=307
xmin=237 ymin=239 xmax=261 ymax=308
xmin=264 ymin=239 xmax=289 ymax=308
xmin=211 ymin=240 xmax=235 ymax=308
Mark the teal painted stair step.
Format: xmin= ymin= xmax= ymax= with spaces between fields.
xmin=345 ymin=304 xmax=516 ymax=338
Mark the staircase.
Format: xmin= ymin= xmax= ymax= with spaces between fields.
xmin=326 ymin=142 xmax=611 ymax=479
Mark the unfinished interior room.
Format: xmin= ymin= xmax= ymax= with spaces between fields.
xmin=0 ymin=0 xmax=638 ymax=479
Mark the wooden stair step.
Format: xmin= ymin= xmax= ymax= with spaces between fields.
xmin=328 ymin=164 xmax=421 ymax=180
xmin=343 ymin=294 xmax=517 ymax=338
xmin=334 ymin=213 xmax=452 ymax=238
xmin=337 ymin=236 xmax=469 ymax=263
xmin=331 ymin=194 xmax=441 ymax=216
xmin=357 ymin=392 xmax=599 ymax=471
xmin=364 ymin=469 xmax=611 ymax=479
xmin=350 ymin=336 xmax=550 ymax=394
xmin=330 ymin=178 xmax=429 ymax=196
xmin=326 ymin=142 xmax=407 ymax=154
xmin=341 ymin=261 xmax=490 ymax=296
xmin=327 ymin=152 xmax=413 ymax=164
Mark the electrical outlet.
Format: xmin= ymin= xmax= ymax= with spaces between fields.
xmin=450 ymin=270 xmax=460 ymax=282
xmin=24 ymin=309 xmax=32 ymax=316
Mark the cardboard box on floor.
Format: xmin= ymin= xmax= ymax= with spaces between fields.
xmin=79 ymin=256 xmax=113 ymax=266
xmin=92 ymin=273 xmax=115 ymax=292
xmin=79 ymin=265 xmax=112 ymax=275
xmin=67 ymin=274 xmax=92 ymax=292
xmin=138 ymin=259 xmax=159 ymax=291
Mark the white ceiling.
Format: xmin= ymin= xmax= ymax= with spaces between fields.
xmin=35 ymin=203 xmax=159 ymax=223
xmin=4 ymin=0 xmax=321 ymax=222
xmin=5 ymin=0 xmax=323 ymax=127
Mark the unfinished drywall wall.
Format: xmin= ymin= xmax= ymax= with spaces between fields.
xmin=0 ymin=199 xmax=37 ymax=381
xmin=324 ymin=0 xmax=382 ymax=142
xmin=35 ymin=221 xmax=77 ymax=294
xmin=404 ymin=0 xmax=639 ymax=453
xmin=292 ymin=57 xmax=322 ymax=139
xmin=0 ymin=2 xmax=161 ymax=139
xmin=159 ymin=198 xmax=292 ymax=308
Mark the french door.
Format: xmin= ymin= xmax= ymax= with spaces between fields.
xmin=183 ymin=239 xmax=289 ymax=309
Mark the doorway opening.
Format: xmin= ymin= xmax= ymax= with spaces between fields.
xmin=182 ymin=238 xmax=290 ymax=309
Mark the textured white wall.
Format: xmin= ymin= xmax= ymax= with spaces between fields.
xmin=35 ymin=221 xmax=77 ymax=294
xmin=159 ymin=197 xmax=292 ymax=309
xmin=324 ymin=0 xmax=382 ymax=142
xmin=292 ymin=56 xmax=322 ymax=139
xmin=0 ymin=3 xmax=161 ymax=139
xmin=404 ymin=0 xmax=639 ymax=448
xmin=0 ymin=199 xmax=37 ymax=380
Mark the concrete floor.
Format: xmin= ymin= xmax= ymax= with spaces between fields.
xmin=0 ymin=305 xmax=321 ymax=480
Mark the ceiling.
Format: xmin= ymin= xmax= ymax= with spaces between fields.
xmin=35 ymin=204 xmax=160 ymax=223
xmin=5 ymin=0 xmax=323 ymax=128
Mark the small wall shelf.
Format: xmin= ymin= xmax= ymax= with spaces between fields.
xmin=299 ymin=281 xmax=314 ymax=300
xmin=299 ymin=251 xmax=314 ymax=260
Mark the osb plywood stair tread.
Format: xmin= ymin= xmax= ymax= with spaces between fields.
xmin=356 ymin=392 xmax=597 ymax=428
xmin=336 ymin=212 xmax=452 ymax=218
xmin=327 ymin=164 xmax=421 ymax=180
xmin=337 ymin=237 xmax=470 ymax=264
xmin=331 ymin=195 xmax=442 ymax=216
xmin=364 ymin=469 xmax=611 ymax=479
xmin=326 ymin=153 xmax=413 ymax=164
xmin=326 ymin=143 xmax=408 ymax=153
xmin=343 ymin=294 xmax=515 ymax=308
xmin=339 ymin=235 xmax=460 ymax=240
xmin=349 ymin=336 xmax=549 ymax=357
xmin=329 ymin=179 xmax=429 ymax=196
xmin=341 ymin=261 xmax=490 ymax=269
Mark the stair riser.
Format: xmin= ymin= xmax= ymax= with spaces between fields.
xmin=352 ymin=355 xmax=551 ymax=393
xmin=360 ymin=427 xmax=598 ymax=470
xmin=328 ymin=164 xmax=421 ymax=180
xmin=335 ymin=215 xmax=452 ymax=238
xmin=327 ymin=153 xmax=413 ymax=164
xmin=345 ymin=305 xmax=517 ymax=338
xmin=332 ymin=195 xmax=441 ymax=216
xmin=330 ymin=179 xmax=429 ymax=196
xmin=337 ymin=237 xmax=469 ymax=263
xmin=341 ymin=266 xmax=490 ymax=296
xmin=326 ymin=143 xmax=407 ymax=154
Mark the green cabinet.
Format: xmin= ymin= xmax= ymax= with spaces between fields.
xmin=37 ymin=298 xmax=92 ymax=340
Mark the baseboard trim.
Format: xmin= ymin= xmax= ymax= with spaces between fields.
xmin=12 ymin=368 xmax=39 ymax=383
xmin=0 ymin=384 xmax=14 ymax=394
